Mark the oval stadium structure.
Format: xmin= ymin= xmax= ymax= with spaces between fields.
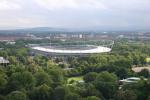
xmin=29 ymin=40 xmax=114 ymax=56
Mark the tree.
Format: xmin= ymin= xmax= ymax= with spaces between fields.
xmin=29 ymin=84 xmax=53 ymax=100
xmin=54 ymin=86 xmax=70 ymax=100
xmin=83 ymin=72 xmax=98 ymax=83
xmin=115 ymin=68 xmax=128 ymax=79
xmin=115 ymin=90 xmax=137 ymax=100
xmin=0 ymin=68 xmax=7 ymax=88
xmin=86 ymin=96 xmax=101 ymax=100
xmin=147 ymin=95 xmax=150 ymax=100
xmin=8 ymin=56 xmax=18 ymax=65
xmin=0 ymin=95 xmax=5 ymax=100
xmin=94 ymin=71 xmax=118 ymax=99
xmin=34 ymin=72 xmax=52 ymax=86
xmin=0 ymin=69 xmax=7 ymax=95
xmin=7 ymin=91 xmax=27 ymax=100
xmin=46 ymin=68 xmax=65 ymax=86
xmin=113 ymin=57 xmax=132 ymax=69
xmin=79 ymin=84 xmax=102 ymax=98
xmin=138 ymin=69 xmax=149 ymax=78
xmin=65 ymin=93 xmax=81 ymax=100
xmin=9 ymin=71 xmax=35 ymax=90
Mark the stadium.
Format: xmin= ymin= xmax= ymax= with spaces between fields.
xmin=29 ymin=40 xmax=114 ymax=56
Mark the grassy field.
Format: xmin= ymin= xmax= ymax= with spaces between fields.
xmin=146 ymin=58 xmax=150 ymax=63
xmin=67 ymin=76 xmax=83 ymax=84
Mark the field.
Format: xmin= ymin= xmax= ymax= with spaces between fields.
xmin=67 ymin=76 xmax=83 ymax=84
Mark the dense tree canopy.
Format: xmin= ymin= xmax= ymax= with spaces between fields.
xmin=0 ymin=39 xmax=149 ymax=100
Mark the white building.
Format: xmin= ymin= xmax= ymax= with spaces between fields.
xmin=119 ymin=77 xmax=147 ymax=84
xmin=0 ymin=57 xmax=9 ymax=66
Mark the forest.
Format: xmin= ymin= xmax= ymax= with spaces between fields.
xmin=0 ymin=39 xmax=150 ymax=100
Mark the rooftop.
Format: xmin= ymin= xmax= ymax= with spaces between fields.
xmin=0 ymin=57 xmax=9 ymax=64
xmin=132 ymin=67 xmax=150 ymax=73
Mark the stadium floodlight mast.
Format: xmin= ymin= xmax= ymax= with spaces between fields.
xmin=29 ymin=40 xmax=114 ymax=57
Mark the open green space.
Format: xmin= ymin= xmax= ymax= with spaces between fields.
xmin=67 ymin=76 xmax=83 ymax=83
xmin=146 ymin=58 xmax=150 ymax=63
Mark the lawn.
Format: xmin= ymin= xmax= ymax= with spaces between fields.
xmin=146 ymin=58 xmax=150 ymax=63
xmin=67 ymin=76 xmax=83 ymax=84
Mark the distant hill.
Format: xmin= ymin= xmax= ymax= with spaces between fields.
xmin=0 ymin=27 xmax=69 ymax=34
xmin=0 ymin=27 xmax=104 ymax=35
xmin=0 ymin=27 xmax=145 ymax=35
xmin=16 ymin=27 xmax=67 ymax=32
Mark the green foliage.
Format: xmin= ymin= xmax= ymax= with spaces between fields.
xmin=65 ymin=93 xmax=81 ymax=100
xmin=7 ymin=91 xmax=27 ymax=100
xmin=0 ymin=95 xmax=5 ymax=100
xmin=9 ymin=71 xmax=35 ymax=90
xmin=86 ymin=96 xmax=101 ymax=100
xmin=46 ymin=67 xmax=65 ymax=86
xmin=115 ymin=90 xmax=137 ymax=100
xmin=29 ymin=84 xmax=53 ymax=100
xmin=0 ymin=39 xmax=150 ymax=100
xmin=115 ymin=68 xmax=128 ymax=79
xmin=83 ymin=72 xmax=98 ymax=83
xmin=138 ymin=69 xmax=150 ymax=78
xmin=34 ymin=72 xmax=52 ymax=86
xmin=122 ymin=79 xmax=150 ymax=100
xmin=94 ymin=71 xmax=118 ymax=99
xmin=54 ymin=86 xmax=70 ymax=100
xmin=80 ymin=84 xmax=103 ymax=98
xmin=0 ymin=68 xmax=7 ymax=87
xmin=147 ymin=95 xmax=150 ymax=100
xmin=95 ymin=71 xmax=118 ymax=83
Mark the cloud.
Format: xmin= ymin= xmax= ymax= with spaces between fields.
xmin=0 ymin=0 xmax=150 ymax=30
xmin=103 ymin=0 xmax=150 ymax=12
xmin=0 ymin=0 xmax=21 ymax=11
xmin=34 ymin=0 xmax=150 ymax=12
xmin=35 ymin=0 xmax=107 ymax=10
xmin=0 ymin=17 xmax=47 ymax=29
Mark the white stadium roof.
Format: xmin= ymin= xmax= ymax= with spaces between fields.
xmin=31 ymin=46 xmax=111 ymax=54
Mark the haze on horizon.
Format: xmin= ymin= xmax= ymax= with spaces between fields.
xmin=0 ymin=0 xmax=150 ymax=31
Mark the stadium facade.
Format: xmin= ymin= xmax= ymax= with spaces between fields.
xmin=29 ymin=40 xmax=114 ymax=56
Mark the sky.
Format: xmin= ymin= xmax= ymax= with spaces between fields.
xmin=0 ymin=0 xmax=150 ymax=30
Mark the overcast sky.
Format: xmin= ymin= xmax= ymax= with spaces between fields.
xmin=0 ymin=0 xmax=150 ymax=30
